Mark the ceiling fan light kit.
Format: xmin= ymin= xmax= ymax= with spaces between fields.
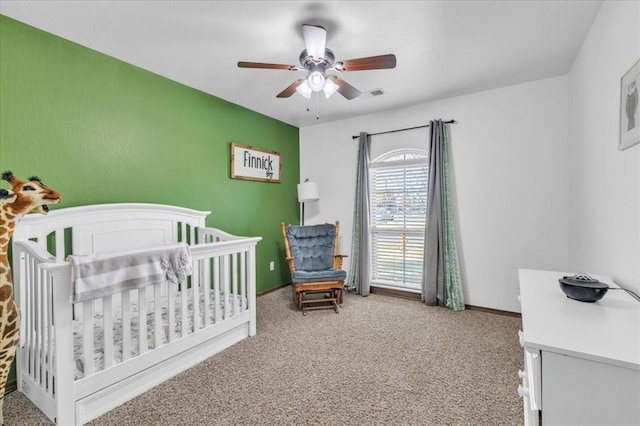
xmin=307 ymin=70 xmax=326 ymax=91
xmin=238 ymin=24 xmax=396 ymax=101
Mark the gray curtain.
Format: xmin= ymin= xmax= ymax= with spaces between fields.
xmin=422 ymin=120 xmax=465 ymax=310
xmin=345 ymin=132 xmax=371 ymax=296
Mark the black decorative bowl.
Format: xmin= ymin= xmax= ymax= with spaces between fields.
xmin=559 ymin=273 xmax=609 ymax=303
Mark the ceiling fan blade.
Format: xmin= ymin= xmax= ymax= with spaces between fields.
xmin=276 ymin=79 xmax=305 ymax=98
xmin=302 ymin=24 xmax=326 ymax=61
xmin=334 ymin=54 xmax=397 ymax=72
xmin=327 ymin=76 xmax=361 ymax=100
xmin=238 ymin=61 xmax=297 ymax=70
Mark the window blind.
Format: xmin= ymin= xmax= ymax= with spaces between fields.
xmin=370 ymin=152 xmax=428 ymax=289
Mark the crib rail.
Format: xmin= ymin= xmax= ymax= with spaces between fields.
xmin=13 ymin=230 xmax=260 ymax=413
xmin=13 ymin=239 xmax=73 ymax=421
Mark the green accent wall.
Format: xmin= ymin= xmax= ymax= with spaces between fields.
xmin=0 ymin=16 xmax=299 ymax=384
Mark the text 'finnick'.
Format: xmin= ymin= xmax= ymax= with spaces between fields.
xmin=244 ymin=150 xmax=274 ymax=179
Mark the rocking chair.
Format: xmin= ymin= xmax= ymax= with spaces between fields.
xmin=281 ymin=222 xmax=347 ymax=315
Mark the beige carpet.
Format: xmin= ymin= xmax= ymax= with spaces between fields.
xmin=4 ymin=286 xmax=524 ymax=425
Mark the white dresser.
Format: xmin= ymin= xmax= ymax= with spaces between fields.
xmin=517 ymin=269 xmax=640 ymax=426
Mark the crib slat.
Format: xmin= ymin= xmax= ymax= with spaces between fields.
xmin=103 ymin=295 xmax=113 ymax=370
xmin=35 ymin=267 xmax=43 ymax=385
xmin=240 ymin=250 xmax=247 ymax=312
xmin=202 ymin=258 xmax=211 ymax=327
xmin=248 ymin=245 xmax=258 ymax=336
xmin=45 ymin=270 xmax=54 ymax=395
xmin=83 ymin=300 xmax=94 ymax=376
xmin=19 ymin=252 xmax=28 ymax=378
xmin=214 ymin=257 xmax=221 ymax=323
xmin=23 ymin=255 xmax=30 ymax=377
xmin=27 ymin=256 xmax=35 ymax=379
xmin=168 ymin=283 xmax=176 ymax=342
xmin=154 ymin=283 xmax=162 ymax=348
xmin=232 ymin=253 xmax=238 ymax=316
xmin=222 ymin=255 xmax=230 ymax=320
xmin=192 ymin=260 xmax=200 ymax=332
xmin=122 ymin=291 xmax=131 ymax=361
xmin=39 ymin=268 xmax=48 ymax=386
xmin=181 ymin=277 xmax=188 ymax=337
xmin=138 ymin=286 xmax=148 ymax=354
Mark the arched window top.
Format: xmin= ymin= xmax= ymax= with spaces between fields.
xmin=372 ymin=148 xmax=427 ymax=167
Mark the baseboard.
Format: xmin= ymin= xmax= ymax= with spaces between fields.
xmin=5 ymin=380 xmax=16 ymax=395
xmin=465 ymin=304 xmax=521 ymax=318
xmin=370 ymin=286 xmax=521 ymax=318
xmin=370 ymin=286 xmax=421 ymax=300
xmin=257 ymin=282 xmax=291 ymax=297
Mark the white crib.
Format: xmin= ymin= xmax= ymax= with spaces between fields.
xmin=11 ymin=203 xmax=262 ymax=425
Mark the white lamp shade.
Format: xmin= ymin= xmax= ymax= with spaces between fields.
xmin=323 ymin=78 xmax=339 ymax=98
xmin=297 ymin=181 xmax=319 ymax=202
xmin=296 ymin=80 xmax=312 ymax=99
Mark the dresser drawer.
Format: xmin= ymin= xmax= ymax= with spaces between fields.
xmin=518 ymin=330 xmax=541 ymax=426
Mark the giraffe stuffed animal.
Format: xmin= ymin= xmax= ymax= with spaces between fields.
xmin=0 ymin=171 xmax=62 ymax=425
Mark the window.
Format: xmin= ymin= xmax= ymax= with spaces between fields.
xmin=370 ymin=149 xmax=427 ymax=291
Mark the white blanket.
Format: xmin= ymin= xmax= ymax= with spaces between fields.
xmin=68 ymin=243 xmax=192 ymax=303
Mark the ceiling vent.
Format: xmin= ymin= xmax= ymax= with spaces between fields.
xmin=359 ymin=88 xmax=385 ymax=100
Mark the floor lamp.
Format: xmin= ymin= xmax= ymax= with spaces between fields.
xmin=297 ymin=179 xmax=319 ymax=225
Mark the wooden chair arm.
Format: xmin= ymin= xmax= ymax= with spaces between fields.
xmin=333 ymin=254 xmax=348 ymax=269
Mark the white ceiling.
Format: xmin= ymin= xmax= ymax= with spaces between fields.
xmin=0 ymin=1 xmax=603 ymax=128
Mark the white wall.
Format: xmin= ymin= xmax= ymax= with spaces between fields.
xmin=300 ymin=76 xmax=569 ymax=312
xmin=568 ymin=0 xmax=640 ymax=295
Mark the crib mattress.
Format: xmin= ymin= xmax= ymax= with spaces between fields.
xmin=72 ymin=289 xmax=246 ymax=379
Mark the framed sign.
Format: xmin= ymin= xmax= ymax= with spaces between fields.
xmin=230 ymin=142 xmax=282 ymax=183
xmin=620 ymin=59 xmax=640 ymax=151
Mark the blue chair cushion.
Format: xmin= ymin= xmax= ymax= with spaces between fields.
xmin=286 ymin=223 xmax=337 ymax=272
xmin=291 ymin=268 xmax=347 ymax=284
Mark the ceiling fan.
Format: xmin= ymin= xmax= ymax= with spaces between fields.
xmin=238 ymin=24 xmax=396 ymax=100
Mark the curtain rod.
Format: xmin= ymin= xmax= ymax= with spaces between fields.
xmin=351 ymin=120 xmax=457 ymax=140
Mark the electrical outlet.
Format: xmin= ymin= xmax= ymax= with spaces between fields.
xmin=269 ymin=261 xmax=275 ymax=271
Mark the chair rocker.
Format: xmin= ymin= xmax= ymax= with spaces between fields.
xmin=281 ymin=222 xmax=347 ymax=315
